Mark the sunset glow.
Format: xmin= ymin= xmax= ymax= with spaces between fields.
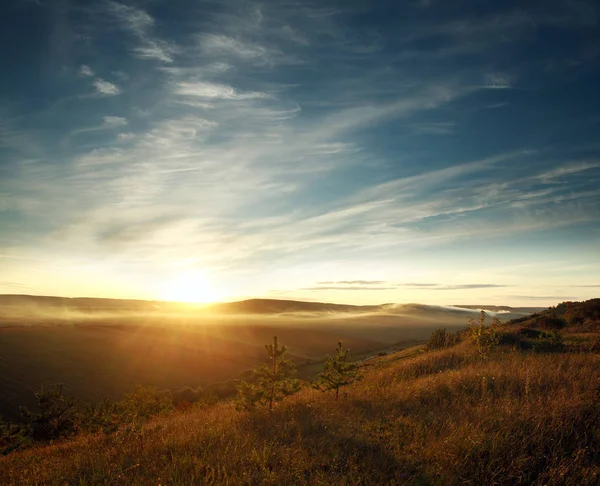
xmin=160 ymin=271 xmax=219 ymax=303
xmin=0 ymin=0 xmax=598 ymax=306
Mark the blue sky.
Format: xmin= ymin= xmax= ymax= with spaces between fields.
xmin=0 ymin=0 xmax=599 ymax=306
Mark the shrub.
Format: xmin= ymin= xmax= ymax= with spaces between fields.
xmin=20 ymin=384 xmax=78 ymax=441
xmin=468 ymin=311 xmax=500 ymax=359
xmin=0 ymin=418 xmax=31 ymax=455
xmin=426 ymin=328 xmax=462 ymax=351
xmin=172 ymin=386 xmax=203 ymax=405
xmin=520 ymin=328 xmax=544 ymax=338
xmin=118 ymin=385 xmax=174 ymax=420
xmin=536 ymin=315 xmax=566 ymax=330
xmin=589 ymin=337 xmax=600 ymax=353
xmin=205 ymin=380 xmax=239 ymax=400
xmin=77 ymin=396 xmax=120 ymax=435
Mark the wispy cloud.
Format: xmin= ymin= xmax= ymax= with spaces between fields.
xmin=173 ymin=81 xmax=266 ymax=100
xmin=402 ymin=283 xmax=438 ymax=287
xmin=133 ymin=40 xmax=177 ymax=62
xmin=199 ymin=34 xmax=268 ymax=59
xmin=482 ymin=73 xmax=514 ymax=89
xmin=302 ymin=286 xmax=397 ymax=291
xmin=107 ymin=1 xmax=153 ymax=36
xmin=411 ymin=122 xmax=456 ymax=135
xmin=2 ymin=0 xmax=599 ymax=304
xmin=93 ymin=78 xmax=121 ymax=96
xmin=79 ymin=65 xmax=94 ymax=76
xmin=399 ymin=283 xmax=510 ymax=290
xmin=317 ymin=280 xmax=387 ymax=285
xmin=507 ymin=295 xmax=575 ymax=301
xmin=107 ymin=1 xmax=175 ymax=62
xmin=0 ymin=281 xmax=28 ymax=290
xmin=102 ymin=116 xmax=127 ymax=127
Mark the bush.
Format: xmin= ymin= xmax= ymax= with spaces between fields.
xmin=589 ymin=337 xmax=600 ymax=353
xmin=536 ymin=315 xmax=566 ymax=330
xmin=520 ymin=328 xmax=544 ymax=338
xmin=118 ymin=385 xmax=174 ymax=420
xmin=205 ymin=380 xmax=239 ymax=400
xmin=0 ymin=419 xmax=31 ymax=455
xmin=77 ymin=396 xmax=120 ymax=435
xmin=20 ymin=384 xmax=78 ymax=441
xmin=172 ymin=386 xmax=203 ymax=405
xmin=426 ymin=328 xmax=462 ymax=351
xmin=468 ymin=311 xmax=500 ymax=359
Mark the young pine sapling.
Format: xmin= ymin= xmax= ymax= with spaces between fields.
xmin=313 ymin=342 xmax=362 ymax=400
xmin=236 ymin=336 xmax=300 ymax=410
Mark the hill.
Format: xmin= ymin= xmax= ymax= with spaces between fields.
xmin=206 ymin=298 xmax=382 ymax=314
xmin=1 ymin=299 xmax=599 ymax=484
xmin=0 ymin=295 xmax=543 ymax=422
xmin=0 ymin=294 xmax=543 ymax=320
xmin=0 ymin=295 xmax=489 ymax=422
xmin=507 ymin=298 xmax=600 ymax=328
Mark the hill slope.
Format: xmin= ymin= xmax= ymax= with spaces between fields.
xmin=1 ymin=300 xmax=599 ymax=485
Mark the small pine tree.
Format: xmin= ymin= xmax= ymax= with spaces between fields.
xmin=236 ymin=336 xmax=300 ymax=410
xmin=20 ymin=384 xmax=78 ymax=441
xmin=313 ymin=342 xmax=362 ymax=400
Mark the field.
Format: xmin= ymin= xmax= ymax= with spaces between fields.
xmin=1 ymin=303 xmax=599 ymax=485
xmin=0 ymin=295 xmax=537 ymax=421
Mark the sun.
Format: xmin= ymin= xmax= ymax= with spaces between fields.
xmin=160 ymin=271 xmax=219 ymax=303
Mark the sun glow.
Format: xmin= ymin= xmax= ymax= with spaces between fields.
xmin=160 ymin=271 xmax=220 ymax=303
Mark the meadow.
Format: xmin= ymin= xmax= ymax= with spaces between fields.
xmin=0 ymin=299 xmax=599 ymax=485
xmin=0 ymin=295 xmax=528 ymax=421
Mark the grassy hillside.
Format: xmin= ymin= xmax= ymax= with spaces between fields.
xmin=1 ymin=295 xmax=536 ymax=421
xmin=1 ymin=300 xmax=599 ymax=485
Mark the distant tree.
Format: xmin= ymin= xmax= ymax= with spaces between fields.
xmin=236 ymin=336 xmax=300 ymax=410
xmin=313 ymin=342 xmax=362 ymax=400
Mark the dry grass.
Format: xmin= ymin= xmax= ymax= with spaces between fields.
xmin=2 ymin=331 xmax=600 ymax=485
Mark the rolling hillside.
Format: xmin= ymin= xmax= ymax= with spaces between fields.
xmin=1 ymin=299 xmax=598 ymax=484
xmin=0 ymin=295 xmax=543 ymax=422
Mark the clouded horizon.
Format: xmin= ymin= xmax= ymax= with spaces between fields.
xmin=1 ymin=0 xmax=599 ymax=306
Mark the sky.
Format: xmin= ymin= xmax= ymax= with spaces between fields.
xmin=0 ymin=0 xmax=599 ymax=306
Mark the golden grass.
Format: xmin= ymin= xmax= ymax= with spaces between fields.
xmin=2 ymin=338 xmax=600 ymax=485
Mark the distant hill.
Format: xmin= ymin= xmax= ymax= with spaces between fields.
xmin=0 ymin=294 xmax=546 ymax=318
xmin=507 ymin=298 xmax=600 ymax=329
xmin=456 ymin=304 xmax=544 ymax=314
xmin=206 ymin=298 xmax=382 ymax=314
xmin=0 ymin=294 xmax=164 ymax=312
